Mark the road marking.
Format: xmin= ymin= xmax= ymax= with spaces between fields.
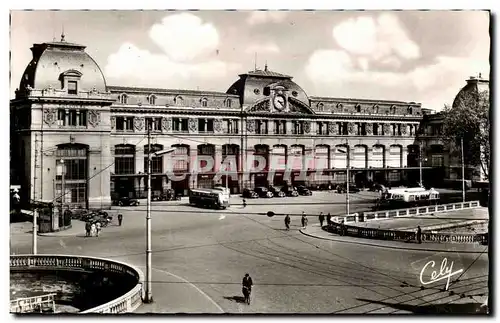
xmin=219 ymin=215 xmax=226 ymax=220
xmin=152 ymin=267 xmax=225 ymax=313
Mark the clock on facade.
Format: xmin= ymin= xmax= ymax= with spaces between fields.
xmin=274 ymin=95 xmax=286 ymax=111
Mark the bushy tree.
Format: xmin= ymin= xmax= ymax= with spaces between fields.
xmin=441 ymin=90 xmax=490 ymax=180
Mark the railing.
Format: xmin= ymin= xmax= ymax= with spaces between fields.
xmin=363 ymin=201 xmax=481 ymax=222
xmin=10 ymin=293 xmax=56 ymax=313
xmin=10 ymin=255 xmax=144 ymax=314
xmin=325 ymin=221 xmax=488 ymax=245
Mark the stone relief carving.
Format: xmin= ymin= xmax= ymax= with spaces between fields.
xmin=134 ymin=117 xmax=145 ymax=131
xmin=328 ymin=122 xmax=337 ymax=135
xmin=246 ymin=120 xmax=255 ymax=133
xmin=366 ymin=123 xmax=373 ymax=135
xmin=188 ymin=118 xmax=198 ymax=132
xmin=162 ymin=117 xmax=172 ymax=132
xmin=383 ymin=123 xmax=391 ymax=135
xmin=347 ymin=122 xmax=355 ymax=135
xmin=214 ymin=119 xmax=223 ymax=133
xmin=303 ymin=121 xmax=311 ymax=134
xmin=88 ymin=110 xmax=101 ymax=127
xmin=250 ymin=100 xmax=271 ymax=112
xmin=110 ymin=116 xmax=116 ymax=130
xmin=288 ymin=100 xmax=310 ymax=114
xmin=401 ymin=124 xmax=408 ymax=136
xmin=43 ymin=109 xmax=56 ymax=126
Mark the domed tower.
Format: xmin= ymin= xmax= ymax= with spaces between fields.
xmin=11 ymin=35 xmax=115 ymax=216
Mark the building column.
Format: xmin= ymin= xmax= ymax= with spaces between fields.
xmin=136 ymin=146 xmax=145 ymax=195
xmin=190 ymin=146 xmax=198 ymax=189
xmin=214 ymin=146 xmax=223 ymax=185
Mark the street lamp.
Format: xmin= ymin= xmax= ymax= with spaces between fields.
xmin=145 ymin=128 xmax=176 ymax=304
xmin=418 ymin=144 xmax=428 ymax=188
xmin=337 ymin=143 xmax=350 ymax=217
xmin=461 ymin=137 xmax=465 ymax=202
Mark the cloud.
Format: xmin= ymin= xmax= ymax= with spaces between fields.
xmin=245 ymin=42 xmax=280 ymax=54
xmin=305 ymin=49 xmax=489 ymax=109
xmin=105 ymin=43 xmax=241 ymax=87
xmin=332 ymin=13 xmax=420 ymax=64
xmin=246 ymin=11 xmax=288 ymax=25
xmin=105 ymin=13 xmax=241 ymax=88
xmin=149 ymin=13 xmax=219 ymax=62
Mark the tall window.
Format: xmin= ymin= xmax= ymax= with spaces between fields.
xmin=68 ymin=81 xmax=78 ymax=95
xmin=57 ymin=109 xmax=65 ymax=126
xmin=256 ymin=120 xmax=268 ymax=134
xmin=144 ymin=144 xmax=164 ymax=174
xmin=116 ymin=117 xmax=134 ymax=131
xmin=338 ymin=122 xmax=348 ymax=135
xmin=146 ymin=117 xmax=162 ymax=132
xmin=171 ymin=145 xmax=189 ymax=173
xmin=317 ymin=122 xmax=329 ymax=135
xmin=119 ymin=94 xmax=128 ymax=104
xmin=224 ymin=119 xmax=238 ymax=134
xmin=356 ymin=105 xmax=361 ymax=113
xmin=173 ymin=118 xmax=188 ymax=132
xmin=373 ymin=123 xmax=379 ymax=135
xmin=114 ymin=145 xmax=135 ymax=175
xmin=55 ymin=145 xmax=88 ymax=206
xmin=198 ymin=119 xmax=214 ymax=132
xmin=274 ymin=120 xmax=286 ymax=134
xmin=292 ymin=121 xmax=304 ymax=135
xmin=68 ymin=110 xmax=77 ymax=126
xmin=201 ymin=98 xmax=208 ymax=107
xmin=224 ymin=98 xmax=232 ymax=108
xmin=148 ymin=95 xmax=156 ymax=105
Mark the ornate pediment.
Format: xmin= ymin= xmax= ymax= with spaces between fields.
xmin=288 ymin=97 xmax=314 ymax=114
xmin=247 ymin=97 xmax=314 ymax=114
xmin=248 ymin=99 xmax=271 ymax=112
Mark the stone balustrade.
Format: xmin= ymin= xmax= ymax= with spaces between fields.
xmin=10 ymin=255 xmax=144 ymax=314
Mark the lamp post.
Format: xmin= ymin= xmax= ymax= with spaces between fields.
xmin=461 ymin=137 xmax=465 ymax=202
xmin=144 ymin=126 xmax=176 ymax=303
xmin=337 ymin=142 xmax=350 ymax=216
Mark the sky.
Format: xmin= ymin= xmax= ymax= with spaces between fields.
xmin=10 ymin=10 xmax=490 ymax=111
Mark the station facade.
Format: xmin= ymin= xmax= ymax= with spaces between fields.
xmin=11 ymin=38 xmax=465 ymax=209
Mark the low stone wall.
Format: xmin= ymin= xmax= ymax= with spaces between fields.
xmin=10 ymin=255 xmax=144 ymax=314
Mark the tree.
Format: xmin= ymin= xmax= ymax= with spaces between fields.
xmin=441 ymin=90 xmax=490 ymax=181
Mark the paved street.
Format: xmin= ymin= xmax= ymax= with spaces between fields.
xmin=10 ymin=191 xmax=489 ymax=314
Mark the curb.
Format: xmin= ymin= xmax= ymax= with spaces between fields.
xmin=299 ymin=228 xmax=487 ymax=254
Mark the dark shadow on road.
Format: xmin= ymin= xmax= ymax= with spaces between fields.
xmin=223 ymin=296 xmax=247 ymax=304
xmin=356 ymin=298 xmax=487 ymax=314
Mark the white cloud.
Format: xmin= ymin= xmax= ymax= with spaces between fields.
xmin=305 ymin=49 xmax=489 ymax=110
xmin=149 ymin=13 xmax=219 ymax=62
xmin=245 ymin=42 xmax=280 ymax=54
xmin=105 ymin=43 xmax=241 ymax=87
xmin=358 ymin=57 xmax=369 ymax=71
xmin=246 ymin=11 xmax=288 ymax=25
xmin=332 ymin=13 xmax=420 ymax=65
xmin=379 ymin=56 xmax=402 ymax=69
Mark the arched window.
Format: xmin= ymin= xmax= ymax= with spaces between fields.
xmin=114 ymin=144 xmax=136 ymax=175
xmin=224 ymin=98 xmax=232 ymax=108
xmin=55 ymin=144 xmax=89 ymax=206
xmin=174 ymin=96 xmax=183 ymax=106
xmin=201 ymin=97 xmax=208 ymax=107
xmin=390 ymin=105 xmax=397 ymax=114
xmin=317 ymin=102 xmax=324 ymax=111
xmin=373 ymin=105 xmax=379 ymax=114
xmin=144 ymin=144 xmax=164 ymax=174
xmin=371 ymin=145 xmax=385 ymax=168
xmin=148 ymin=95 xmax=156 ymax=105
xmin=356 ymin=104 xmax=361 ymax=113
xmin=407 ymin=106 xmax=413 ymax=114
xmin=271 ymin=145 xmax=287 ymax=170
xmin=119 ymin=93 xmax=128 ymax=104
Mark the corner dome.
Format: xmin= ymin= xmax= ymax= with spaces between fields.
xmin=18 ymin=39 xmax=107 ymax=94
xmin=452 ymin=75 xmax=490 ymax=109
xmin=226 ymin=66 xmax=310 ymax=109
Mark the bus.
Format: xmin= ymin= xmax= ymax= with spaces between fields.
xmin=374 ymin=187 xmax=440 ymax=210
xmin=189 ymin=188 xmax=230 ymax=209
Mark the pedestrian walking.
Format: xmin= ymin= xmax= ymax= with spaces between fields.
xmin=243 ymin=199 xmax=247 ymax=208
xmin=85 ymin=221 xmax=91 ymax=237
xmin=90 ymin=222 xmax=97 ymax=237
xmin=301 ymin=212 xmax=308 ymax=229
xmin=416 ymin=225 xmax=422 ymax=244
xmin=118 ymin=213 xmax=123 ymax=226
xmin=96 ymin=221 xmax=101 ymax=237
xmin=284 ymin=214 xmax=291 ymax=231
xmin=319 ymin=212 xmax=325 ymax=227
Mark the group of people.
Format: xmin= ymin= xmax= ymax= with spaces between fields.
xmin=284 ymin=211 xmax=333 ymax=230
xmin=84 ymin=213 xmax=123 ymax=237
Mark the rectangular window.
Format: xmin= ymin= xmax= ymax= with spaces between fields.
xmin=361 ymin=123 xmax=367 ymax=136
xmin=146 ymin=117 xmax=162 ymax=132
xmin=68 ymin=81 xmax=78 ymax=94
xmin=373 ymin=124 xmax=378 ymax=135
xmin=173 ymin=118 xmax=188 ymax=132
xmin=274 ymin=120 xmax=286 ymax=134
xmin=116 ymin=117 xmax=125 ymax=131
xmin=78 ymin=110 xmax=87 ymax=127
xmin=224 ymin=119 xmax=238 ymax=134
xmin=198 ymin=119 xmax=206 ymax=132
xmin=125 ymin=117 xmax=134 ymax=131
xmin=115 ymin=157 xmax=135 ymax=175
xmin=144 ymin=157 xmax=163 ymax=174
xmin=207 ymin=119 xmax=214 ymax=132
xmin=68 ymin=110 xmax=77 ymax=126
xmin=57 ymin=109 xmax=66 ymax=126
xmin=256 ymin=120 xmax=268 ymax=134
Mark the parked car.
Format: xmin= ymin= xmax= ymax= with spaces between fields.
xmin=369 ymin=183 xmax=386 ymax=193
xmin=242 ymin=188 xmax=259 ymax=198
xmin=114 ymin=196 xmax=140 ymax=206
xmin=268 ymin=186 xmax=286 ymax=197
xmin=254 ymin=186 xmax=274 ymax=198
xmin=296 ymin=185 xmax=312 ymax=196
xmin=319 ymin=183 xmax=334 ymax=191
xmin=336 ymin=183 xmax=360 ymax=193
xmin=282 ymin=186 xmax=299 ymax=197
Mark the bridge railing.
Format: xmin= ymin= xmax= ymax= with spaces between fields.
xmin=10 ymin=293 xmax=56 ymax=313
xmin=362 ymin=201 xmax=481 ymax=222
xmin=10 ymin=255 xmax=144 ymax=314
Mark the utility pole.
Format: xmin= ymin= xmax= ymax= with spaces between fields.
xmin=461 ymin=137 xmax=466 ymax=202
xmin=145 ymin=126 xmax=153 ymax=303
xmin=419 ymin=143 xmax=423 ymax=187
xmin=32 ymin=209 xmax=38 ymax=254
xmin=346 ymin=141 xmax=350 ymax=217
xmin=33 ymin=133 xmax=39 ymax=254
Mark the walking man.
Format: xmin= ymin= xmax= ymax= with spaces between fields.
xmin=319 ymin=212 xmax=325 ymax=227
xmin=327 ymin=213 xmax=332 ymax=226
xmin=416 ymin=225 xmax=422 ymax=244
xmin=242 ymin=199 xmax=247 ymax=208
xmin=85 ymin=221 xmax=91 ymax=237
xmin=118 ymin=213 xmax=123 ymax=226
xmin=284 ymin=214 xmax=291 ymax=231
xmin=301 ymin=212 xmax=308 ymax=229
xmin=96 ymin=221 xmax=101 ymax=237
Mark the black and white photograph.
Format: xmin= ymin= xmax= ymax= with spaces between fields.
xmin=8 ymin=7 xmax=491 ymax=315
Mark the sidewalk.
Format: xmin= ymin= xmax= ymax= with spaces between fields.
xmin=300 ymin=224 xmax=488 ymax=254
